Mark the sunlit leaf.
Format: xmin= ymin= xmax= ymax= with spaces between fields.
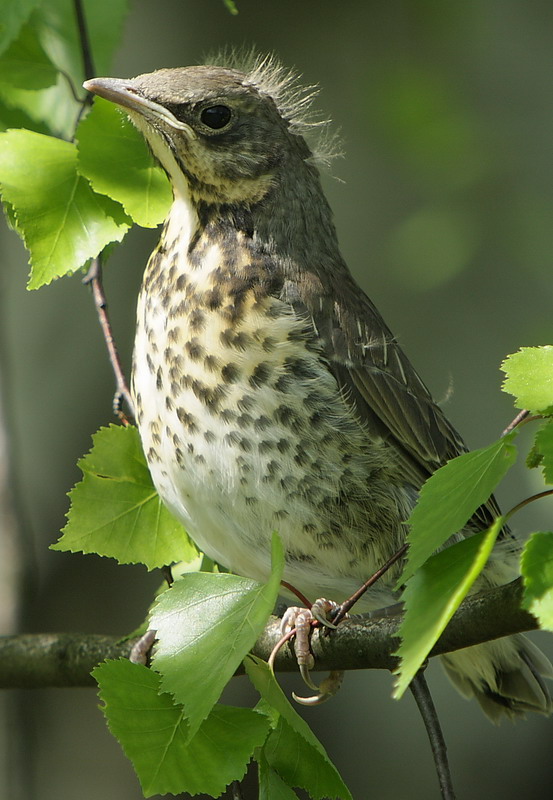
xmin=0 ymin=129 xmax=130 ymax=288
xmin=394 ymin=519 xmax=503 ymax=699
xmin=0 ymin=96 xmax=50 ymax=132
xmin=53 ymin=425 xmax=196 ymax=570
xmin=521 ymin=532 xmax=553 ymax=631
xmin=501 ymin=346 xmax=553 ymax=412
xmin=0 ymin=0 xmax=129 ymax=136
xmin=151 ymin=534 xmax=284 ymax=739
xmin=399 ymin=436 xmax=516 ymax=585
xmin=77 ymin=97 xmax=171 ymax=228
xmin=94 ymin=660 xmax=270 ymax=798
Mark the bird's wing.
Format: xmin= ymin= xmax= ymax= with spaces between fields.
xmin=290 ymin=270 xmax=498 ymax=529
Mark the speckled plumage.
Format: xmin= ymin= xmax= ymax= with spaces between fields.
xmin=85 ymin=57 xmax=551 ymax=721
xmin=133 ymin=195 xmax=412 ymax=606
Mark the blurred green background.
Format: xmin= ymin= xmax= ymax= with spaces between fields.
xmin=1 ymin=0 xmax=553 ymax=798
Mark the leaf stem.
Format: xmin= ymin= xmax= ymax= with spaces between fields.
xmin=501 ymin=410 xmax=544 ymax=437
xmin=332 ymin=543 xmax=408 ymax=625
xmin=506 ymin=489 xmax=553 ymax=520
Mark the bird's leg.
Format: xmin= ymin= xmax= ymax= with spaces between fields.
xmin=269 ymin=594 xmax=347 ymax=704
xmin=273 ymin=546 xmax=409 ymax=703
xmin=285 ymin=601 xmax=346 ymax=705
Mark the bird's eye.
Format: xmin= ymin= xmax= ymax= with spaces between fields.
xmin=200 ymin=105 xmax=232 ymax=130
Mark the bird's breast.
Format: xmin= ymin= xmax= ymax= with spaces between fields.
xmin=131 ymin=215 xmax=407 ymax=604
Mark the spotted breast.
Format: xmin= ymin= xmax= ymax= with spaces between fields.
xmin=133 ymin=190 xmax=411 ymax=609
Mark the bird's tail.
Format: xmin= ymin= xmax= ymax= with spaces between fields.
xmin=441 ymin=634 xmax=553 ymax=723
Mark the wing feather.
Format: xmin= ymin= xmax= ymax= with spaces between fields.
xmin=288 ymin=271 xmax=499 ymax=529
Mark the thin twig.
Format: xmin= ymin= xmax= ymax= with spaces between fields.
xmin=72 ymin=0 xmax=95 ymax=122
xmin=410 ymin=672 xmax=456 ymax=800
xmin=83 ymin=257 xmax=134 ymax=422
xmin=74 ymin=0 xmax=95 ymax=83
xmin=280 ymin=580 xmax=312 ymax=607
xmin=501 ymin=408 xmax=530 ymax=436
xmin=332 ymin=543 xmax=408 ymax=625
xmin=73 ymin=2 xmax=134 ymax=421
xmin=506 ymin=488 xmax=553 ymax=519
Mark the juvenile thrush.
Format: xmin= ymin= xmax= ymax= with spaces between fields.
xmin=84 ymin=56 xmax=551 ymax=721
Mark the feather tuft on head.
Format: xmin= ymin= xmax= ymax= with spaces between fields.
xmin=205 ymin=48 xmax=342 ymax=168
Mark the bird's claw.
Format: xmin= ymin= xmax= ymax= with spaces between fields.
xmin=310 ymin=598 xmax=339 ymax=629
xmin=299 ymin=662 xmax=320 ymax=691
xmin=293 ymin=670 xmax=345 ymax=706
xmin=277 ymin=599 xmax=347 ymax=703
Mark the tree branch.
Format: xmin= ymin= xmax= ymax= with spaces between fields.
xmin=0 ymin=579 xmax=538 ymax=689
xmin=0 ymin=633 xmax=133 ymax=688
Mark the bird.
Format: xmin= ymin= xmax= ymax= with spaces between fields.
xmin=84 ymin=54 xmax=551 ymax=721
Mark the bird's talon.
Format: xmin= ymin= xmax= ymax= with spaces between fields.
xmin=299 ymin=662 xmax=319 ymax=691
xmin=292 ymin=690 xmax=327 ymax=706
xmin=293 ymin=670 xmax=345 ymax=705
xmin=310 ymin=598 xmax=342 ymax=628
xmin=312 ymin=611 xmax=337 ymax=629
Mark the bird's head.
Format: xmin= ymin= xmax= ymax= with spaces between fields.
xmin=84 ymin=57 xmax=331 ymax=207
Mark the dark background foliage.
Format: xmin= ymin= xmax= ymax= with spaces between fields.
xmin=1 ymin=1 xmax=553 ymax=797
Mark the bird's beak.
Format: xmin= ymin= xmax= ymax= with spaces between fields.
xmin=83 ymin=77 xmax=193 ymax=135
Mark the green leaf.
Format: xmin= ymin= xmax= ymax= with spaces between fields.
xmin=0 ymin=20 xmax=58 ymax=90
xmin=534 ymin=420 xmax=553 ymax=484
xmin=526 ymin=442 xmax=543 ymax=471
xmin=0 ymin=0 xmax=129 ymax=136
xmin=266 ymin=717 xmax=352 ymax=800
xmin=501 ymin=346 xmax=553 ymax=412
xmin=399 ymin=435 xmax=516 ymax=585
xmin=0 ymin=129 xmax=130 ymax=288
xmin=258 ymin=752 xmax=300 ymax=800
xmin=37 ymin=0 xmax=128 ymax=79
xmin=151 ymin=534 xmax=284 ymax=739
xmin=0 ymin=0 xmax=39 ymax=58
xmin=52 ymin=425 xmax=196 ymax=570
xmin=93 ymin=659 xmax=270 ymax=798
xmin=246 ymin=657 xmax=352 ymax=800
xmin=521 ymin=532 xmax=553 ymax=631
xmin=77 ymin=98 xmax=172 ymax=228
xmin=0 ymin=95 xmax=50 ymax=133
xmin=393 ymin=519 xmax=504 ymax=699
xmin=223 ymin=0 xmax=239 ymax=13
xmin=0 ymin=79 xmax=77 ymax=138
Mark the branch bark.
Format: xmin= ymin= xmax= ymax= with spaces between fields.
xmin=0 ymin=579 xmax=538 ymax=689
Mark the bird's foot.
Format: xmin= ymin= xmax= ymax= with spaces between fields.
xmin=269 ymin=598 xmax=346 ymax=705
